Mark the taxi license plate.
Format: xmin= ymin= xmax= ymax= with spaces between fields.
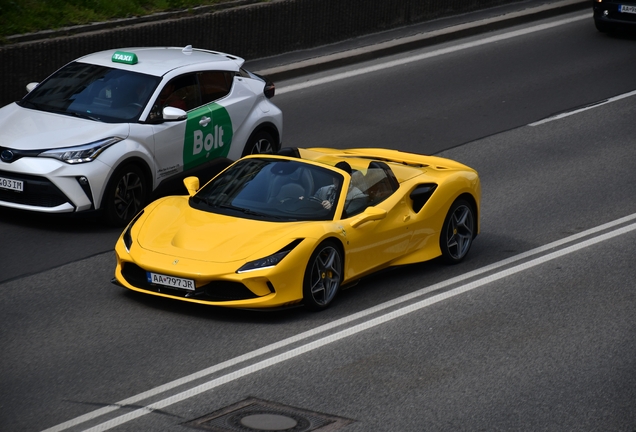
xmin=147 ymin=272 xmax=195 ymax=291
xmin=0 ymin=176 xmax=23 ymax=192
xmin=619 ymin=4 xmax=636 ymax=14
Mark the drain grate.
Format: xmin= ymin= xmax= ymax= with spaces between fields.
xmin=184 ymin=397 xmax=354 ymax=432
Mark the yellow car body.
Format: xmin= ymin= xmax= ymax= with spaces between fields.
xmin=113 ymin=147 xmax=480 ymax=310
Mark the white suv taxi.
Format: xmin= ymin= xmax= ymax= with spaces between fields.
xmin=0 ymin=46 xmax=283 ymax=225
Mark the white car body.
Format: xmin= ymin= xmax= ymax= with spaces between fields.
xmin=0 ymin=46 xmax=283 ymax=225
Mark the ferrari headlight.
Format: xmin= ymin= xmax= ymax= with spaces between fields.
xmin=39 ymin=137 xmax=123 ymax=164
xmin=237 ymin=239 xmax=303 ymax=273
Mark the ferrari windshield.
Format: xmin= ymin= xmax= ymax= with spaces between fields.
xmin=190 ymin=158 xmax=344 ymax=222
xmin=19 ymin=62 xmax=161 ymax=123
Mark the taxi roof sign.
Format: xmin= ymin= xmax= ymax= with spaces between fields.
xmin=112 ymin=51 xmax=138 ymax=65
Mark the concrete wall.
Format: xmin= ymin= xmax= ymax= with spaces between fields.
xmin=0 ymin=0 xmax=527 ymax=106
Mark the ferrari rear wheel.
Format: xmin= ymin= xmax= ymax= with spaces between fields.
xmin=303 ymin=240 xmax=343 ymax=311
xmin=440 ymin=198 xmax=475 ymax=264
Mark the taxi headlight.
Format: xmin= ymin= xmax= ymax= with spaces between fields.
xmin=39 ymin=137 xmax=122 ymax=164
xmin=237 ymin=239 xmax=303 ymax=273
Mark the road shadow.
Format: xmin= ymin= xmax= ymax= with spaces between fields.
xmin=0 ymin=205 xmax=117 ymax=233
xmin=597 ymin=27 xmax=636 ymax=40
xmin=120 ymin=288 xmax=310 ymax=325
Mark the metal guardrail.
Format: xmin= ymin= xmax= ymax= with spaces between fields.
xmin=0 ymin=0 xmax=588 ymax=106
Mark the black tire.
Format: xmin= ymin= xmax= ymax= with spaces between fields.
xmin=439 ymin=198 xmax=475 ymax=264
xmin=303 ymin=240 xmax=343 ymax=311
xmin=242 ymin=130 xmax=277 ymax=156
xmin=102 ymin=164 xmax=148 ymax=227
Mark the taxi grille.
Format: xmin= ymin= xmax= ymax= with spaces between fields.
xmin=0 ymin=171 xmax=70 ymax=208
xmin=121 ymin=263 xmax=260 ymax=301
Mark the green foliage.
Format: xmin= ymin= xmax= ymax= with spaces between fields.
xmin=0 ymin=0 xmax=230 ymax=39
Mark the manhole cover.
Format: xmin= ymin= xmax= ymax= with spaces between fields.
xmin=240 ymin=413 xmax=298 ymax=430
xmin=184 ymin=397 xmax=354 ymax=432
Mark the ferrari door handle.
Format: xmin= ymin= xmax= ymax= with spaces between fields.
xmin=199 ymin=116 xmax=211 ymax=127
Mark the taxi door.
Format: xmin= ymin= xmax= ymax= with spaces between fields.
xmin=151 ymin=74 xmax=207 ymax=184
xmin=152 ymin=72 xmax=242 ymax=182
xmin=182 ymin=72 xmax=238 ymax=171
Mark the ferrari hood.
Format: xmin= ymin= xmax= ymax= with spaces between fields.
xmin=0 ymin=103 xmax=129 ymax=150
xmin=137 ymin=197 xmax=308 ymax=263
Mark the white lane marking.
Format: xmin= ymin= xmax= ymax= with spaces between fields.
xmin=42 ymin=212 xmax=636 ymax=432
xmin=81 ymin=219 xmax=636 ymax=431
xmin=530 ymin=89 xmax=636 ymax=125
xmin=276 ymin=13 xmax=590 ymax=95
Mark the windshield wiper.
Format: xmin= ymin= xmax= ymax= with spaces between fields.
xmin=219 ymin=204 xmax=293 ymax=220
xmin=18 ymin=102 xmax=99 ymax=122
xmin=65 ymin=110 xmax=101 ymax=121
xmin=218 ymin=204 xmax=269 ymax=217
xmin=18 ymin=100 xmax=42 ymax=110
xmin=191 ymin=195 xmax=212 ymax=207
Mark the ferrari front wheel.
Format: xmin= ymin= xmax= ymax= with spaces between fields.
xmin=440 ymin=198 xmax=475 ymax=264
xmin=303 ymin=240 xmax=343 ymax=311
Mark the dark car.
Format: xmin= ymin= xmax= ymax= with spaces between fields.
xmin=593 ymin=0 xmax=636 ymax=32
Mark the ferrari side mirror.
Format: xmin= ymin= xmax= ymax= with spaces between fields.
xmin=183 ymin=176 xmax=200 ymax=196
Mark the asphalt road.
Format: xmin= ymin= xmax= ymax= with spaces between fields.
xmin=1 ymin=9 xmax=636 ymax=432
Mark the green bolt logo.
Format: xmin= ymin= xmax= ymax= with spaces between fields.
xmin=183 ymin=103 xmax=234 ymax=171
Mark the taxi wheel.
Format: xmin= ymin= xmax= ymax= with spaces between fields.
xmin=303 ymin=240 xmax=343 ymax=311
xmin=439 ymin=199 xmax=475 ymax=264
xmin=103 ymin=164 xmax=148 ymax=227
xmin=242 ymin=130 xmax=276 ymax=156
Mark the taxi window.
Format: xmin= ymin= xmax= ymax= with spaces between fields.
xmin=19 ymin=62 xmax=160 ymax=123
xmin=198 ymin=71 xmax=233 ymax=104
xmin=148 ymin=74 xmax=200 ymax=121
xmin=157 ymin=75 xmax=199 ymax=111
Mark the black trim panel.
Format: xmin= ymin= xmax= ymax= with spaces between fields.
xmin=121 ymin=262 xmax=261 ymax=301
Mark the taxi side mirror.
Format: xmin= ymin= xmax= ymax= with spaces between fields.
xmin=26 ymin=82 xmax=39 ymax=93
xmin=183 ymin=176 xmax=199 ymax=196
xmin=349 ymin=207 xmax=387 ymax=228
xmin=163 ymin=106 xmax=187 ymax=121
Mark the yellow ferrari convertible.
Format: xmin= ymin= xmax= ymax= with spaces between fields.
xmin=113 ymin=147 xmax=480 ymax=311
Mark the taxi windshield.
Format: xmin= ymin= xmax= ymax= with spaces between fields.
xmin=19 ymin=61 xmax=161 ymax=123
xmin=190 ymin=158 xmax=344 ymax=222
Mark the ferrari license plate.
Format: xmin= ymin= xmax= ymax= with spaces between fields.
xmin=619 ymin=4 xmax=636 ymax=14
xmin=0 ymin=176 xmax=23 ymax=192
xmin=147 ymin=272 xmax=195 ymax=291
